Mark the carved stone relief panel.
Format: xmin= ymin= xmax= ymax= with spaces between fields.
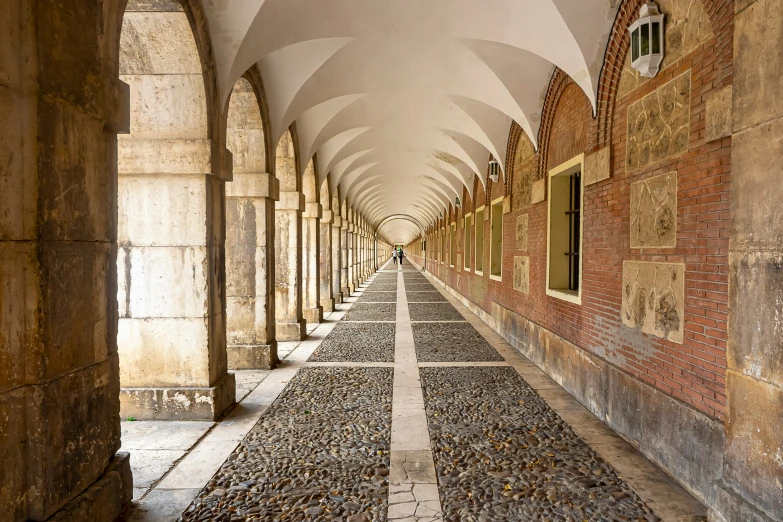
xmin=512 ymin=133 xmax=536 ymax=211
xmin=622 ymin=261 xmax=685 ymax=343
xmin=630 ymin=171 xmax=677 ymax=248
xmin=513 ymin=256 xmax=530 ymax=294
xmin=516 ymin=214 xmax=528 ymax=251
xmin=627 ymin=72 xmax=691 ymax=170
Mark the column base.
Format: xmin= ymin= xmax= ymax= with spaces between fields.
xmin=321 ymin=297 xmax=336 ymax=312
xmin=276 ymin=319 xmax=307 ymax=341
xmin=119 ymin=373 xmax=236 ymax=421
xmin=342 ymin=286 xmax=352 ymax=297
xmin=47 ymin=452 xmax=132 ymax=522
xmin=333 ymin=292 xmax=344 ymax=304
xmin=228 ymin=342 xmax=278 ymax=370
xmin=304 ymin=306 xmax=323 ymax=324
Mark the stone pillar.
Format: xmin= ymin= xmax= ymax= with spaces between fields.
xmin=353 ymin=225 xmax=361 ymax=288
xmin=332 ymin=216 xmax=344 ymax=303
xmin=302 ymin=202 xmax=323 ymax=323
xmin=320 ymin=210 xmax=336 ymax=312
xmin=117 ymin=9 xmax=234 ymax=420
xmin=0 ymin=3 xmax=132 ymax=519
xmin=344 ymin=220 xmax=354 ymax=295
xmin=275 ymin=191 xmax=307 ymax=340
xmin=225 ymin=173 xmax=279 ymax=370
xmin=348 ymin=224 xmax=357 ymax=292
xmin=716 ymin=1 xmax=783 ymax=520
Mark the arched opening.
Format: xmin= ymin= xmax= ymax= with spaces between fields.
xmin=319 ymin=176 xmax=336 ymax=313
xmin=301 ymin=159 xmax=323 ymax=323
xmin=274 ymin=129 xmax=306 ymax=340
xmin=116 ymin=4 xmax=234 ymax=421
xmin=224 ymin=76 xmax=278 ymax=369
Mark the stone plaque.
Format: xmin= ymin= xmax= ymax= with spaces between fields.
xmin=516 ymin=214 xmax=528 ymax=251
xmin=584 ymin=147 xmax=610 ymax=186
xmin=512 ymin=133 xmax=536 ymax=210
xmin=531 ymin=179 xmax=546 ymax=204
xmin=630 ymin=171 xmax=677 ymax=248
xmin=622 ymin=261 xmax=685 ymax=343
xmin=513 ymin=256 xmax=530 ymax=294
xmin=626 ymin=72 xmax=691 ymax=170
xmin=705 ymin=85 xmax=732 ymax=143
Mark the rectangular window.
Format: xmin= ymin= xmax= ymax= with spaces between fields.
xmin=441 ymin=228 xmax=446 ymax=263
xmin=490 ymin=198 xmax=503 ymax=280
xmin=474 ymin=207 xmax=484 ymax=274
xmin=464 ymin=213 xmax=472 ymax=270
xmin=450 ymin=223 xmax=456 ymax=267
xmin=547 ymin=154 xmax=584 ymax=304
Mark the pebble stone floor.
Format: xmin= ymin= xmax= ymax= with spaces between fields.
xmin=180 ymin=264 xmax=663 ymax=522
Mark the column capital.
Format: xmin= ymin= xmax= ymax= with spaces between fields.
xmin=276 ymin=191 xmax=304 ymax=211
xmin=303 ymin=202 xmax=322 ymax=219
xmin=322 ymin=210 xmax=334 ymax=224
xmin=226 ymin=172 xmax=279 ymax=200
xmin=332 ymin=216 xmax=342 ymax=227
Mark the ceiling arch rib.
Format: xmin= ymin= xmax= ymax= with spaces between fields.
xmin=199 ymin=0 xmax=619 ymax=245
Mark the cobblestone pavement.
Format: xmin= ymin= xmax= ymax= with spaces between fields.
xmin=408 ymin=303 xmax=466 ymax=322
xmin=345 ymin=303 xmax=397 ymax=322
xmin=178 ymin=266 xmax=673 ymax=521
xmin=181 ymin=367 xmax=393 ymax=521
xmin=412 ymin=323 xmax=504 ymax=362
xmin=420 ymin=367 xmax=661 ymax=522
xmin=309 ymin=323 xmax=396 ymax=363
xmin=357 ymin=291 xmax=399 ymax=303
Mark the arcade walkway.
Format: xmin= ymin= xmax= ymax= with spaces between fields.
xmin=125 ymin=263 xmax=705 ymax=522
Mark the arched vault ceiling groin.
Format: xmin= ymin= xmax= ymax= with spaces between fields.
xmin=203 ymin=0 xmax=618 ymax=239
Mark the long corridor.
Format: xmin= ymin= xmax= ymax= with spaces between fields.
xmin=177 ymin=263 xmax=701 ymax=522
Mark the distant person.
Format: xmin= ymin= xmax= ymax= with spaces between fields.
xmin=392 ymin=249 xmax=398 ymax=265
xmin=398 ymin=247 xmax=405 ymax=265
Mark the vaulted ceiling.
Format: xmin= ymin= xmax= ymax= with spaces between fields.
xmin=202 ymin=0 xmax=619 ymax=245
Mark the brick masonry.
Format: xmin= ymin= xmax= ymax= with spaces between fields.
xmin=413 ymin=0 xmax=734 ymax=424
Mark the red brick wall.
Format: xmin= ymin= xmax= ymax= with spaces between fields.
xmin=411 ymin=0 xmax=734 ymax=421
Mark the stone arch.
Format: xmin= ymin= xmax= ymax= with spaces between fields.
xmin=223 ymin=74 xmax=278 ymax=370
xmin=301 ymin=158 xmax=323 ymax=323
xmin=116 ymin=0 xmax=235 ymax=420
xmin=274 ymin=126 xmax=307 ymax=339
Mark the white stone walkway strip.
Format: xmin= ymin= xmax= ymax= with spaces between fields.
xmin=417 ymin=361 xmax=509 ymax=367
xmin=125 ymin=269 xmax=385 ymax=522
xmin=389 ymin=267 xmax=444 ymax=522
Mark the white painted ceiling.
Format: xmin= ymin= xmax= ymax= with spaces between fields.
xmin=203 ymin=0 xmax=619 ymax=245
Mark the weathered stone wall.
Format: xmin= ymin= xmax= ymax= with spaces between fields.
xmin=0 ymin=0 xmax=132 ymax=519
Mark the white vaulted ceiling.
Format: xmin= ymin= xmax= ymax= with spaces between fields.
xmin=202 ymin=0 xmax=619 ymax=243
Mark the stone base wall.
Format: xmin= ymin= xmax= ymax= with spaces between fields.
xmin=422 ymin=267 xmax=725 ymax=508
xmin=227 ymin=344 xmax=278 ymax=370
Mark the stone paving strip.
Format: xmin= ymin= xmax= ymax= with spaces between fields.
xmin=412 ymin=323 xmax=505 ymax=362
xmin=309 ymin=322 xmax=396 ymax=363
xmin=181 ymin=367 xmax=393 ymax=521
xmin=357 ymin=291 xmax=399 ymax=303
xmin=405 ymin=291 xmax=447 ymax=303
xmin=345 ymin=303 xmax=398 ymax=322
xmin=420 ymin=366 xmax=661 ymax=522
xmin=388 ymin=268 xmax=444 ymax=522
xmin=408 ymin=303 xmax=467 ymax=322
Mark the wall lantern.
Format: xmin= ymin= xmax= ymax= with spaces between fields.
xmin=488 ymin=158 xmax=500 ymax=183
xmin=455 ymin=196 xmax=462 ymax=208
xmin=629 ymin=2 xmax=664 ymax=78
xmin=439 ymin=210 xmax=443 ymax=219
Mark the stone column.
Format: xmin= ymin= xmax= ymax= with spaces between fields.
xmin=341 ymin=219 xmax=351 ymax=296
xmin=302 ymin=202 xmax=323 ymax=323
xmin=320 ymin=210 xmax=336 ymax=312
xmin=353 ymin=224 xmax=361 ymax=289
xmin=716 ymin=1 xmax=783 ymax=520
xmin=348 ymin=223 xmax=357 ymax=292
xmin=275 ymin=191 xmax=307 ymax=340
xmin=332 ymin=215 xmax=344 ymax=303
xmin=0 ymin=6 xmax=132 ymax=518
xmin=225 ymin=173 xmax=279 ymax=369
